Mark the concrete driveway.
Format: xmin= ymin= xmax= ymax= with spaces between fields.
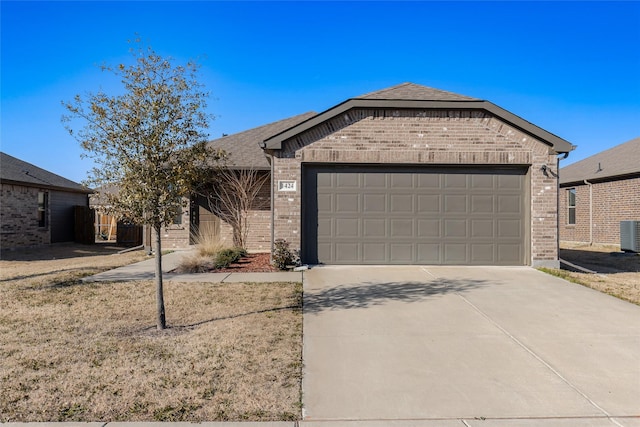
xmin=302 ymin=266 xmax=640 ymax=426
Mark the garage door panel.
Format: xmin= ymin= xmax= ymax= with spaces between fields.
xmin=363 ymin=243 xmax=386 ymax=262
xmin=318 ymin=194 xmax=333 ymax=213
xmin=336 ymin=218 xmax=359 ymax=237
xmin=390 ymin=244 xmax=413 ymax=262
xmin=498 ymin=195 xmax=522 ymax=214
xmin=390 ymin=194 xmax=413 ymax=212
xmin=317 ymin=242 xmax=333 ymax=262
xmin=418 ymin=219 xmax=440 ymax=238
xmin=391 ymin=174 xmax=414 ymax=188
xmin=305 ymin=166 xmax=527 ymax=265
xmin=318 ymin=173 xmax=332 ymax=188
xmin=318 ymin=218 xmax=332 ymax=238
xmin=336 ymin=243 xmax=360 ymax=262
xmin=471 ymin=244 xmax=495 ymax=263
xmin=444 ymin=174 xmax=467 ymax=189
xmin=418 ymin=243 xmax=441 ymax=263
xmin=363 ymin=194 xmax=386 ymax=212
xmin=363 ymin=173 xmax=386 ymax=188
xmin=471 ymin=195 xmax=494 ymax=213
xmin=363 ymin=218 xmax=386 ymax=237
xmin=418 ymin=174 xmax=440 ymax=188
xmin=471 ymin=174 xmax=494 ymax=189
xmin=390 ymin=219 xmax=414 ymax=237
xmin=337 ymin=173 xmax=359 ymax=187
xmin=418 ymin=195 xmax=440 ymax=213
xmin=498 ymin=219 xmax=522 ymax=238
xmin=444 ymin=219 xmax=467 ymax=238
xmin=498 ymin=244 xmax=523 ymax=263
xmin=471 ymin=219 xmax=494 ymax=238
xmin=498 ymin=174 xmax=523 ymax=189
xmin=444 ymin=195 xmax=467 ymax=213
xmin=444 ymin=243 xmax=467 ymax=264
xmin=336 ymin=193 xmax=359 ymax=213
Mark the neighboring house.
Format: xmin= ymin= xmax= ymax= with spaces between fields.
xmin=0 ymin=152 xmax=92 ymax=251
xmin=559 ymin=137 xmax=640 ymax=246
xmin=169 ymin=83 xmax=575 ymax=267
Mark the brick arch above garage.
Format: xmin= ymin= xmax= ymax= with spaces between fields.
xmin=285 ymin=109 xmax=550 ymax=165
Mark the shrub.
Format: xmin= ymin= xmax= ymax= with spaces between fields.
xmin=214 ymin=247 xmax=247 ymax=269
xmin=193 ymin=222 xmax=225 ymax=257
xmin=272 ymin=239 xmax=299 ymax=270
xmin=175 ymin=253 xmax=214 ymax=273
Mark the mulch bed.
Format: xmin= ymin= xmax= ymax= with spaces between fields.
xmin=214 ymin=252 xmax=278 ymax=273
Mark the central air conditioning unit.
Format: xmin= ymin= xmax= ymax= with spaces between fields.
xmin=620 ymin=221 xmax=640 ymax=252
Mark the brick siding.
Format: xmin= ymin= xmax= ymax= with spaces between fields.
xmin=152 ymin=180 xmax=272 ymax=253
xmin=271 ymin=109 xmax=560 ymax=267
xmin=559 ymin=176 xmax=640 ymax=245
xmin=0 ymin=183 xmax=50 ymax=250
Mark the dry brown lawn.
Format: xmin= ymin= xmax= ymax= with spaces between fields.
xmin=544 ymin=243 xmax=640 ymax=305
xmin=0 ymin=244 xmax=302 ymax=422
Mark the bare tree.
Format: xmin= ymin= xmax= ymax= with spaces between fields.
xmin=63 ymin=40 xmax=222 ymax=330
xmin=203 ymin=168 xmax=269 ymax=249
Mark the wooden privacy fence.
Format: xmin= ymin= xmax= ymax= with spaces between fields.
xmin=74 ymin=205 xmax=95 ymax=245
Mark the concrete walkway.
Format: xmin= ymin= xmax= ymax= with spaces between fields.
xmin=303 ymin=266 xmax=640 ymax=426
xmin=82 ymin=250 xmax=303 ymax=283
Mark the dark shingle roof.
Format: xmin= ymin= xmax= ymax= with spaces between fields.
xmin=0 ymin=152 xmax=90 ymax=193
xmin=208 ymin=112 xmax=317 ymax=169
xmin=356 ymin=82 xmax=479 ymax=101
xmin=560 ymin=137 xmax=640 ymax=184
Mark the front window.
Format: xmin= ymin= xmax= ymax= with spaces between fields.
xmin=173 ymin=204 xmax=183 ymax=225
xmin=37 ymin=191 xmax=48 ymax=227
xmin=567 ymin=188 xmax=576 ymax=225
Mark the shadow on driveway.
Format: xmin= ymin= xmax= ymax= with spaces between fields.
xmin=305 ymin=278 xmax=492 ymax=314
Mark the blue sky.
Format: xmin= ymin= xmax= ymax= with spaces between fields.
xmin=2 ymin=1 xmax=639 ymax=183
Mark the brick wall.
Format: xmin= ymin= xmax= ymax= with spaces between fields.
xmin=271 ymin=109 xmax=560 ymax=267
xmin=559 ymin=176 xmax=640 ymax=245
xmin=0 ymin=183 xmax=50 ymax=250
xmin=155 ymin=200 xmax=191 ymax=250
xmin=154 ymin=179 xmax=272 ymax=253
xmin=215 ymin=179 xmax=271 ymax=252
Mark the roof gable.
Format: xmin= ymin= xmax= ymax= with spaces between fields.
xmin=560 ymin=137 xmax=640 ymax=184
xmin=262 ymin=82 xmax=575 ymax=154
xmin=208 ymin=112 xmax=317 ymax=169
xmin=0 ymin=152 xmax=90 ymax=193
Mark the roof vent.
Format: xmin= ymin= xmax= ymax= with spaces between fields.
xmin=620 ymin=221 xmax=640 ymax=252
xmin=596 ymin=162 xmax=603 ymax=173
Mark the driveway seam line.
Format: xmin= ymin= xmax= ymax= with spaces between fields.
xmin=454 ymin=291 xmax=612 ymax=419
xmin=220 ymin=272 xmax=232 ymax=283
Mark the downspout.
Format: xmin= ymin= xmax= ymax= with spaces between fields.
xmin=268 ymin=151 xmax=275 ymax=262
xmin=584 ymin=179 xmax=593 ymax=245
xmin=557 ymin=151 xmax=570 ymax=265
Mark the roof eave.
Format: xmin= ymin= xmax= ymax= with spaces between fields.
xmin=560 ymin=171 xmax=640 ymax=186
xmin=262 ymin=99 xmax=576 ymax=154
xmin=0 ymin=178 xmax=92 ymax=194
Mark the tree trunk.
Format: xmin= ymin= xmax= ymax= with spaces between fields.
xmin=154 ymin=224 xmax=167 ymax=330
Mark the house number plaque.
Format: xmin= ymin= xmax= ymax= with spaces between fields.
xmin=278 ymin=180 xmax=297 ymax=192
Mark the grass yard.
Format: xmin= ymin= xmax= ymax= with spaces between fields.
xmin=0 ymin=244 xmax=303 ymax=422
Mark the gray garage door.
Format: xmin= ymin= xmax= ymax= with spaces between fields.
xmin=302 ymin=166 xmax=528 ymax=265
